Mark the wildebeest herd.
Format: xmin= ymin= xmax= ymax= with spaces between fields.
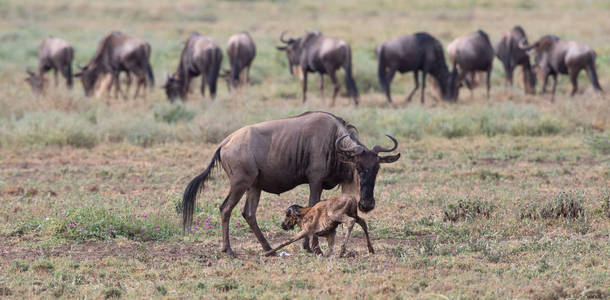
xmin=27 ymin=26 xmax=603 ymax=104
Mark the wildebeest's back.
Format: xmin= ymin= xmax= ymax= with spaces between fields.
xmin=181 ymin=34 xmax=220 ymax=74
xmin=219 ymin=112 xmax=352 ymax=194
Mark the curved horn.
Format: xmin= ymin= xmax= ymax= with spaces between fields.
xmin=519 ymin=39 xmax=537 ymax=51
xmin=372 ymin=135 xmax=398 ymax=153
xmin=335 ymin=134 xmax=364 ymax=155
xmin=279 ymin=31 xmax=290 ymax=43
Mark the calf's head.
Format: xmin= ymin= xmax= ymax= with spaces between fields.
xmin=276 ymin=32 xmax=304 ymax=78
xmin=281 ymin=205 xmax=303 ymax=231
xmin=336 ymin=134 xmax=401 ymax=212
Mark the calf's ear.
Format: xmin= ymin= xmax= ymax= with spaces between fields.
xmin=379 ymin=153 xmax=400 ymax=164
xmin=276 ymin=46 xmax=287 ymax=51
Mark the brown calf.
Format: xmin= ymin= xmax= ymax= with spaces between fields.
xmin=264 ymin=194 xmax=374 ymax=257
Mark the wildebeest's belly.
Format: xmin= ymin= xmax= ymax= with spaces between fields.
xmin=255 ymin=175 xmax=307 ymax=195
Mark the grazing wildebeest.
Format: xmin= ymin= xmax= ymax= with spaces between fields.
xmin=377 ymin=32 xmax=460 ymax=103
xmin=75 ymin=31 xmax=154 ymax=99
xmin=520 ymin=35 xmax=603 ymax=102
xmin=447 ymin=30 xmax=495 ymax=99
xmin=263 ymin=193 xmax=374 ymax=257
xmin=182 ymin=111 xmax=400 ymax=257
xmin=25 ymin=36 xmax=74 ymax=94
xmin=495 ymin=26 xmax=536 ymax=94
xmin=224 ymin=31 xmax=256 ymax=90
xmin=163 ymin=32 xmax=223 ymax=102
xmin=276 ymin=31 xmax=360 ymax=106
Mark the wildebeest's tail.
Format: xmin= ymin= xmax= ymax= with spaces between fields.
xmin=208 ymin=47 xmax=223 ymax=99
xmin=146 ymin=62 xmax=155 ymax=88
xmin=344 ymin=47 xmax=359 ymax=105
xmin=377 ymin=45 xmax=389 ymax=100
xmin=230 ymin=44 xmax=241 ymax=84
xmin=183 ymin=147 xmax=221 ymax=231
xmin=586 ymin=53 xmax=603 ymax=92
xmin=65 ymin=64 xmax=73 ymax=89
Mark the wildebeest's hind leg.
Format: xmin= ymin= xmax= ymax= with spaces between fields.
xmin=220 ymin=184 xmax=249 ymax=257
xmin=339 ymin=218 xmax=356 ymax=257
xmin=354 ymin=216 xmax=374 ymax=254
xmin=242 ymin=187 xmax=272 ymax=252
xmin=124 ymin=72 xmax=132 ymax=97
xmin=319 ymin=74 xmax=324 ymax=99
xmin=568 ymin=67 xmax=579 ymax=97
xmin=200 ymin=76 xmax=206 ymax=98
xmin=264 ymin=231 xmax=309 ymax=256
xmin=406 ymin=71 xmax=419 ymax=103
xmin=550 ymin=74 xmax=558 ymax=102
xmin=301 ymin=71 xmax=308 ymax=103
xmin=54 ymin=68 xmax=59 ymax=87
xmin=420 ymin=71 xmax=427 ymax=104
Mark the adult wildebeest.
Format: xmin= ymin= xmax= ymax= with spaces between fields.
xmin=75 ymin=31 xmax=154 ymax=99
xmin=277 ymin=31 xmax=360 ymax=106
xmin=182 ymin=111 xmax=400 ymax=257
xmin=163 ymin=32 xmax=223 ymax=102
xmin=25 ymin=36 xmax=74 ymax=94
xmin=447 ymin=30 xmax=495 ymax=99
xmin=495 ymin=26 xmax=536 ymax=94
xmin=377 ymin=32 xmax=460 ymax=103
xmin=520 ymin=35 xmax=603 ymax=102
xmin=223 ymin=31 xmax=256 ymax=90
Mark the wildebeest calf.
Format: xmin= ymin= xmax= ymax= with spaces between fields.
xmin=264 ymin=194 xmax=374 ymax=257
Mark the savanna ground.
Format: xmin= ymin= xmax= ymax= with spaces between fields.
xmin=0 ymin=0 xmax=609 ymax=298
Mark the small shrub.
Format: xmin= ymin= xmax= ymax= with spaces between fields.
xmin=520 ymin=190 xmax=586 ymax=220
xmin=11 ymin=260 xmax=29 ymax=272
xmin=443 ymin=199 xmax=493 ymax=222
xmin=214 ymin=278 xmax=238 ymax=292
xmin=601 ymin=190 xmax=610 ymax=218
xmin=584 ymin=132 xmax=610 ymax=155
xmin=196 ymin=282 xmax=207 ymax=290
xmin=103 ymin=287 xmax=122 ymax=299
xmin=155 ymin=285 xmax=167 ymax=296
xmin=66 ymin=130 xmax=97 ymax=149
xmin=476 ymin=169 xmax=501 ymax=181
xmin=154 ymin=103 xmax=195 ymax=124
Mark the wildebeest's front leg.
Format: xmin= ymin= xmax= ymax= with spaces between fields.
xmin=329 ymin=71 xmax=340 ymax=107
xmin=53 ymin=68 xmax=59 ymax=87
xmin=242 ymin=187 xmax=272 ymax=252
xmin=264 ymin=231 xmax=309 ymax=256
xmin=568 ymin=67 xmax=579 ymax=97
xmin=200 ymin=75 xmax=207 ymax=98
xmin=354 ymin=216 xmax=374 ymax=254
xmin=486 ymin=68 xmax=492 ymax=100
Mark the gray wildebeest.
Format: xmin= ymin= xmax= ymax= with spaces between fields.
xmin=377 ymin=32 xmax=460 ymax=104
xmin=495 ymin=26 xmax=536 ymax=94
xmin=163 ymin=32 xmax=223 ymax=102
xmin=25 ymin=36 xmax=74 ymax=94
xmin=277 ymin=31 xmax=360 ymax=106
xmin=75 ymin=31 xmax=154 ymax=99
xmin=447 ymin=30 xmax=495 ymax=99
xmin=223 ymin=31 xmax=256 ymax=90
xmin=520 ymin=35 xmax=603 ymax=102
xmin=182 ymin=111 xmax=400 ymax=257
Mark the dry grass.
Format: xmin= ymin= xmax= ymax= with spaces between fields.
xmin=0 ymin=0 xmax=609 ymax=298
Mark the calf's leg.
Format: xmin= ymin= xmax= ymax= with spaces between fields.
xmin=264 ymin=231 xmax=309 ymax=256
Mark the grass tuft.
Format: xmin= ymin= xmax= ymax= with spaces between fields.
xmin=520 ymin=190 xmax=586 ymax=220
xmin=442 ymin=199 xmax=493 ymax=222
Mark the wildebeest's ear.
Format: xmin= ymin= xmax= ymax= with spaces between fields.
xmin=276 ymin=46 xmax=287 ymax=51
xmin=74 ymin=72 xmax=83 ymax=77
xmin=379 ymin=153 xmax=400 ymax=164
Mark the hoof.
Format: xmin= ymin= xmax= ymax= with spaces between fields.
xmin=263 ymin=250 xmax=276 ymax=257
xmin=221 ymin=247 xmax=236 ymax=258
xmin=313 ymin=247 xmax=323 ymax=256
